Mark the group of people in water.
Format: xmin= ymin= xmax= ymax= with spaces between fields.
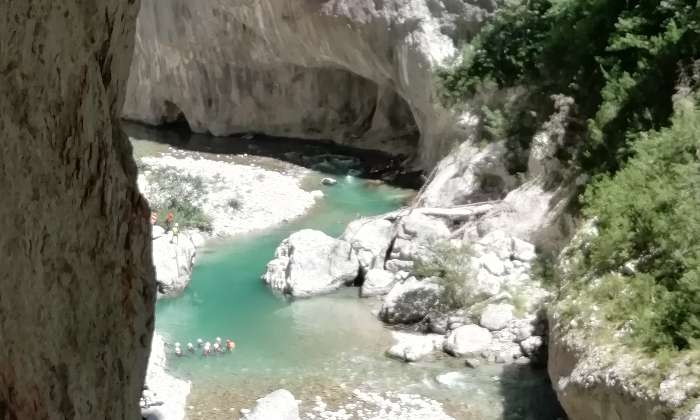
xmin=173 ymin=337 xmax=235 ymax=357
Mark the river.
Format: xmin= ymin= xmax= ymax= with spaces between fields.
xmin=133 ymin=132 xmax=563 ymax=420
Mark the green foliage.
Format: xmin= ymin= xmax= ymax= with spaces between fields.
xmin=582 ymin=94 xmax=700 ymax=351
xmin=143 ymin=165 xmax=213 ymax=232
xmin=226 ymin=197 xmax=242 ymax=211
xmin=437 ymin=0 xmax=553 ymax=100
xmin=414 ymin=242 xmax=475 ymax=310
xmin=438 ymin=0 xmax=700 ymax=174
xmin=531 ymin=251 xmax=560 ymax=290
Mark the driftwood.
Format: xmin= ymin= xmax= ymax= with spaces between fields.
xmin=394 ymin=200 xmax=501 ymax=222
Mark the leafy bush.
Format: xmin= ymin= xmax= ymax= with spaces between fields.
xmin=226 ymin=197 xmax=242 ymax=211
xmin=414 ymin=242 xmax=475 ymax=310
xmin=582 ymin=93 xmax=700 ymax=351
xmin=143 ymin=164 xmax=213 ymax=232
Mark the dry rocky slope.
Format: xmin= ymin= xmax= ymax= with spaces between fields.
xmin=0 ymin=2 xmax=154 ymax=419
xmin=123 ymin=0 xmax=495 ymax=168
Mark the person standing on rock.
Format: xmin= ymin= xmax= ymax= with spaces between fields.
xmin=165 ymin=212 xmax=174 ymax=232
xmin=170 ymin=223 xmax=179 ymax=244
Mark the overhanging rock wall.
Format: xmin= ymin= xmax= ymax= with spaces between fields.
xmin=123 ymin=0 xmax=494 ymax=168
xmin=0 ymin=2 xmax=155 ymax=418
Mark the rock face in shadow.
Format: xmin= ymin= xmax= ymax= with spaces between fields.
xmin=0 ymin=2 xmax=154 ymax=419
xmin=123 ymin=0 xmax=495 ymax=168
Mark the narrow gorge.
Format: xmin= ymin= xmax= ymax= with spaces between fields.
xmin=1 ymin=1 xmax=698 ymax=420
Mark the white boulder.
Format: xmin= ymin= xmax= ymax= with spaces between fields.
xmin=390 ymin=213 xmax=451 ymax=261
xmin=361 ymin=269 xmax=396 ymax=298
xmin=152 ymin=231 xmax=197 ymax=297
xmin=262 ymin=229 xmax=359 ymax=297
xmin=379 ymin=277 xmax=443 ymax=324
xmin=386 ymin=332 xmax=445 ymax=363
xmin=435 ymin=371 xmax=469 ymax=389
xmin=342 ymin=217 xmax=395 ymax=271
xmin=520 ymin=336 xmax=544 ymax=357
xmin=480 ymin=304 xmax=515 ymax=331
xmin=242 ymin=389 xmax=300 ymax=420
xmin=444 ymin=324 xmax=493 ymax=357
xmin=511 ymin=237 xmax=537 ymax=262
xmin=473 ymin=270 xmax=503 ymax=298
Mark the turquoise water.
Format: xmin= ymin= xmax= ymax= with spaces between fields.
xmin=155 ymin=175 xmax=412 ymax=383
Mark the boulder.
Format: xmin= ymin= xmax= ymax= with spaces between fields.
xmin=385 ymin=259 xmax=414 ymax=273
xmin=379 ymin=277 xmax=443 ymax=324
xmin=242 ymin=389 xmax=300 ymax=420
xmin=511 ymin=319 xmax=537 ymax=342
xmin=361 ymin=269 xmax=396 ymax=298
xmin=435 ymin=372 xmax=469 ymax=389
xmin=342 ymin=217 xmax=395 ymax=272
xmin=520 ymin=336 xmax=544 ymax=357
xmin=444 ymin=324 xmax=493 ymax=357
xmin=386 ymin=332 xmax=445 ymax=362
xmin=479 ymin=304 xmax=515 ymax=331
xmin=511 ymin=237 xmax=537 ymax=262
xmin=494 ymin=342 xmax=523 ymax=364
xmin=152 ymin=225 xmax=166 ymax=238
xmin=465 ymin=358 xmax=481 ymax=369
xmin=479 ymin=252 xmax=507 ymax=276
xmin=424 ymin=312 xmax=449 ymax=335
xmin=420 ymin=141 xmax=516 ymax=207
xmin=152 ymin=231 xmax=198 ymax=297
xmin=473 ymin=270 xmax=503 ymax=299
xmin=262 ymin=230 xmax=360 ymax=297
xmin=390 ymin=213 xmax=451 ymax=261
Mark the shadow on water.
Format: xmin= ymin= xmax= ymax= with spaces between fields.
xmin=123 ymin=120 xmax=424 ymax=189
xmin=499 ymin=363 xmax=567 ymax=420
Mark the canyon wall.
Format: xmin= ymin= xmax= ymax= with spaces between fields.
xmin=0 ymin=2 xmax=154 ymax=419
xmin=123 ymin=0 xmax=495 ymax=168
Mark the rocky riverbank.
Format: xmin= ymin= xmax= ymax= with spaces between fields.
xmin=141 ymin=333 xmax=191 ymax=420
xmin=240 ymin=388 xmax=455 ymax=420
xmin=138 ymin=151 xmax=318 ymax=238
xmin=135 ymin=142 xmax=323 ymax=298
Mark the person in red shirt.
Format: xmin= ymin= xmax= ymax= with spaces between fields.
xmin=165 ymin=212 xmax=174 ymax=232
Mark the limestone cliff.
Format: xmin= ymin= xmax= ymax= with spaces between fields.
xmin=0 ymin=2 xmax=154 ymax=419
xmin=123 ymin=0 xmax=495 ymax=168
